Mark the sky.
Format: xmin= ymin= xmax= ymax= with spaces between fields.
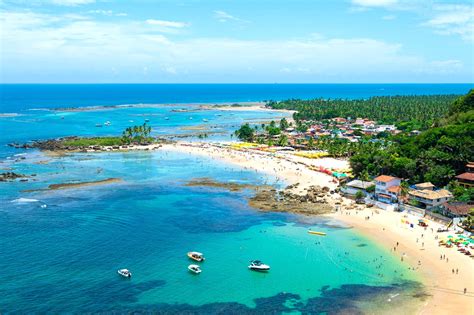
xmin=0 ymin=0 xmax=473 ymax=83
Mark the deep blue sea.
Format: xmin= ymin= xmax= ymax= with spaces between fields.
xmin=0 ymin=84 xmax=469 ymax=313
xmin=1 ymin=83 xmax=472 ymax=112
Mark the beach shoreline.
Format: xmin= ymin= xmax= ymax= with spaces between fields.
xmin=159 ymin=141 xmax=473 ymax=315
xmin=330 ymin=210 xmax=473 ymax=315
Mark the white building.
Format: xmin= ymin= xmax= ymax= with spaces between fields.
xmin=408 ymin=182 xmax=453 ymax=209
xmin=374 ymin=175 xmax=401 ymax=204
xmin=341 ymin=180 xmax=374 ymax=196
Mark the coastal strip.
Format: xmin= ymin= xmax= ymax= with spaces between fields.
xmin=161 ymin=141 xmax=473 ymax=315
xmin=330 ymin=210 xmax=473 ymax=315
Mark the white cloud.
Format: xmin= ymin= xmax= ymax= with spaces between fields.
xmin=351 ymin=0 xmax=398 ymax=8
xmin=145 ymin=19 xmax=188 ymax=28
xmin=51 ymin=0 xmax=95 ymax=6
xmin=0 ymin=10 xmax=469 ymax=83
xmin=88 ymin=10 xmax=127 ymax=17
xmin=213 ymin=10 xmax=248 ymax=23
xmin=423 ymin=4 xmax=473 ymax=41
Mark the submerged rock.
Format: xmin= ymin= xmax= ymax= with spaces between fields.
xmin=0 ymin=172 xmax=29 ymax=182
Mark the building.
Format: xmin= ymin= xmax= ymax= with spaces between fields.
xmin=341 ymin=180 xmax=374 ymax=196
xmin=408 ymin=182 xmax=453 ymax=210
xmin=455 ymin=162 xmax=474 ymax=188
xmin=374 ymin=175 xmax=401 ymax=204
xmin=443 ymin=202 xmax=472 ymax=218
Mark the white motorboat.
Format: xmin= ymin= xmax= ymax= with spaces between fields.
xmin=188 ymin=264 xmax=202 ymax=274
xmin=187 ymin=251 xmax=205 ymax=262
xmin=117 ymin=269 xmax=132 ymax=278
xmin=248 ymin=260 xmax=270 ymax=271
xmin=104 ymin=121 xmax=111 ymax=126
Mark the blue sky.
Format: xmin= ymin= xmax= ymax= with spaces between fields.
xmin=0 ymin=0 xmax=473 ymax=83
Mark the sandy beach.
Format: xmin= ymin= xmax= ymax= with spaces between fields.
xmin=161 ymin=142 xmax=342 ymax=195
xmin=161 ymin=141 xmax=473 ymax=315
xmin=331 ymin=209 xmax=473 ymax=315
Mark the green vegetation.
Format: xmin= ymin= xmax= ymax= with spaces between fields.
xmin=268 ymin=94 xmax=460 ymax=130
xmin=121 ymin=123 xmax=153 ymax=144
xmin=62 ymin=137 xmax=125 ymax=147
xmin=62 ymin=123 xmax=155 ymax=147
xmin=234 ymin=123 xmax=255 ymax=142
xmin=350 ymin=89 xmax=474 ymax=187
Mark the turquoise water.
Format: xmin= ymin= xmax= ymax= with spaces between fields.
xmin=0 ymin=84 xmax=444 ymax=312
xmin=1 ymin=150 xmax=422 ymax=313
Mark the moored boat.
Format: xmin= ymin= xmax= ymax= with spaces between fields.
xmin=188 ymin=264 xmax=202 ymax=274
xmin=308 ymin=230 xmax=326 ymax=236
xmin=248 ymin=260 xmax=270 ymax=271
xmin=117 ymin=269 xmax=132 ymax=278
xmin=187 ymin=251 xmax=205 ymax=262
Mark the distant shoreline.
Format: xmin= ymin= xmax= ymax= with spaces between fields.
xmin=40 ymin=101 xmax=272 ymax=113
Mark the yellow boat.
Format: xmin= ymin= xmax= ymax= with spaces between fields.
xmin=308 ymin=230 xmax=326 ymax=236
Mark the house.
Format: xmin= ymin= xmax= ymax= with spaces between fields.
xmin=455 ymin=162 xmax=474 ymax=188
xmin=443 ymin=202 xmax=472 ymax=218
xmin=408 ymin=182 xmax=453 ymax=210
xmin=341 ymin=180 xmax=374 ymax=196
xmin=375 ymin=125 xmax=397 ymax=133
xmin=374 ymin=175 xmax=401 ymax=203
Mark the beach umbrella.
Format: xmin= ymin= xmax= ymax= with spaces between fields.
xmin=458 ymin=235 xmax=466 ymax=239
xmin=447 ymin=235 xmax=454 ymax=238
xmin=463 ymin=241 xmax=469 ymax=245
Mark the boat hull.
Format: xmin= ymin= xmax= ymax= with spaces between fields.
xmin=308 ymin=231 xmax=326 ymax=236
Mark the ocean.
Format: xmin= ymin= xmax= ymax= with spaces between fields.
xmin=0 ymin=84 xmax=469 ymax=313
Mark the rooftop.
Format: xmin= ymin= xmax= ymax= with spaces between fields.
xmin=374 ymin=175 xmax=399 ymax=183
xmin=444 ymin=202 xmax=473 ymax=216
xmin=346 ymin=180 xmax=374 ymax=190
xmin=456 ymin=172 xmax=474 ymax=182
xmin=414 ymin=182 xmax=435 ymax=190
xmin=409 ymin=188 xmax=453 ymax=200
xmin=387 ymin=185 xmax=401 ymax=194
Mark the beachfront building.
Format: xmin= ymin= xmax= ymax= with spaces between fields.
xmin=455 ymin=162 xmax=474 ymax=188
xmin=408 ymin=182 xmax=453 ymax=210
xmin=374 ymin=175 xmax=401 ymax=204
xmin=442 ymin=202 xmax=472 ymax=218
xmin=341 ymin=180 xmax=374 ymax=197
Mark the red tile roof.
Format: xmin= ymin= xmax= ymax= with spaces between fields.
xmin=456 ymin=172 xmax=474 ymax=182
xmin=375 ymin=175 xmax=398 ymax=183
xmin=387 ymin=186 xmax=401 ymax=194
xmin=444 ymin=202 xmax=473 ymax=216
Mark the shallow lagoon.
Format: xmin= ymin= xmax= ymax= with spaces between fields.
xmin=0 ymin=150 xmax=424 ymax=313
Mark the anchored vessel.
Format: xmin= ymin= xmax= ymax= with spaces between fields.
xmin=117 ymin=269 xmax=132 ymax=278
xmin=187 ymin=251 xmax=205 ymax=262
xmin=248 ymin=260 xmax=270 ymax=271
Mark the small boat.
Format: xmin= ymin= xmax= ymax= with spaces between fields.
xmin=104 ymin=121 xmax=111 ymax=126
xmin=248 ymin=260 xmax=270 ymax=271
xmin=308 ymin=230 xmax=326 ymax=236
xmin=187 ymin=251 xmax=205 ymax=262
xmin=95 ymin=124 xmax=103 ymax=127
xmin=202 ymin=119 xmax=209 ymax=122
xmin=188 ymin=264 xmax=201 ymax=274
xmin=117 ymin=269 xmax=132 ymax=278
xmin=164 ymin=117 xmax=169 ymax=120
